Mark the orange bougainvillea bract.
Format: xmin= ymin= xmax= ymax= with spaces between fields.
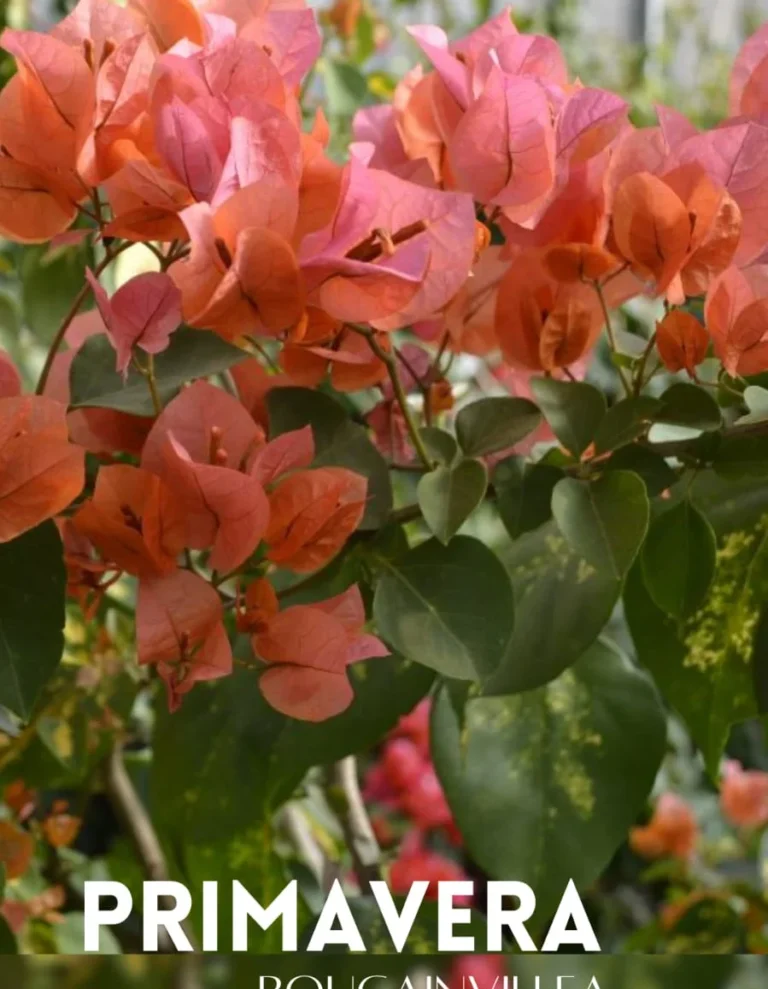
xmin=3 ymin=0 xmax=768 ymax=736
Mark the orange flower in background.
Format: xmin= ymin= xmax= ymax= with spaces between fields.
xmin=3 ymin=781 xmax=35 ymax=822
xmin=0 ymin=395 xmax=85 ymax=544
xmin=630 ymin=793 xmax=699 ymax=860
xmin=265 ymin=467 xmax=368 ymax=572
xmin=494 ymin=250 xmax=602 ymax=372
xmin=720 ymin=761 xmax=768 ymax=829
xmin=0 ymin=820 xmax=34 ymax=880
xmin=656 ymin=310 xmax=709 ymax=376
xmin=42 ymin=801 xmax=81 ymax=849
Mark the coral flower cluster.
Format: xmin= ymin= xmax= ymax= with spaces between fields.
xmin=4 ymin=0 xmax=768 ymax=721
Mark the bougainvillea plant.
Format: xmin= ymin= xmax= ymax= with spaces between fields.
xmin=2 ymin=0 xmax=768 ymax=956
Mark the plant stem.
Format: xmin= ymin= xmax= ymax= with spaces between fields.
xmin=395 ymin=344 xmax=433 ymax=426
xmin=349 ymin=325 xmax=434 ymax=470
xmin=593 ymin=280 xmax=632 ymax=396
xmin=324 ymin=757 xmax=381 ymax=892
xmin=633 ymin=331 xmax=657 ymax=397
xmin=648 ymin=417 xmax=768 ymax=457
xmin=35 ymin=240 xmax=132 ymax=395
xmin=277 ymin=804 xmax=325 ymax=885
xmin=245 ymin=335 xmax=282 ymax=374
xmin=145 ymin=354 xmax=163 ymax=416
xmin=105 ymin=743 xmax=199 ymax=951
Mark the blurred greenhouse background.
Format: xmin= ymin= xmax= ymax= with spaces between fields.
xmin=13 ymin=0 xmax=768 ymax=122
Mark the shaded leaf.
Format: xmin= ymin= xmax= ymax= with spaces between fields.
xmin=530 ymin=378 xmax=606 ymax=457
xmin=21 ymin=243 xmax=92 ymax=343
xmin=714 ymin=433 xmax=768 ymax=480
xmin=152 ymin=657 xmax=433 ymax=846
xmin=625 ymin=521 xmax=768 ymax=776
xmin=455 ymin=397 xmax=541 ymax=457
xmin=70 ymin=328 xmax=248 ymax=415
xmin=486 ymin=521 xmax=621 ymax=694
xmin=494 ymin=457 xmax=564 ymax=539
xmin=593 ymin=396 xmax=661 ymax=453
xmin=603 ymin=445 xmax=677 ymax=496
xmin=419 ymin=426 xmax=458 ymax=466
xmin=0 ymin=522 xmax=66 ymax=720
xmin=656 ymin=382 xmax=722 ymax=431
xmin=552 ymin=471 xmax=650 ymax=579
xmin=433 ymin=639 xmax=666 ymax=921
xmin=373 ymin=535 xmax=514 ymax=682
xmin=417 ymin=458 xmax=487 ymax=544
xmin=641 ymin=501 xmax=716 ymax=619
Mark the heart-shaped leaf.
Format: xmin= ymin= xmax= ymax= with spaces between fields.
xmin=373 ymin=536 xmax=514 ymax=681
xmin=552 ymin=471 xmax=649 ymax=579
xmin=433 ymin=639 xmax=666 ymax=921
xmin=641 ymin=500 xmax=717 ymax=619
xmin=417 ymin=458 xmax=487 ymax=544
xmin=455 ymin=397 xmax=541 ymax=457
xmin=531 ymin=378 xmax=606 ymax=457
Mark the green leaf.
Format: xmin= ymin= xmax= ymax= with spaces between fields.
xmin=322 ymin=60 xmax=372 ymax=116
xmin=432 ymin=639 xmax=666 ymax=921
xmin=372 ymin=536 xmax=514 ymax=682
xmin=152 ymin=656 xmax=433 ymax=846
xmin=267 ymin=387 xmax=392 ymax=528
xmin=694 ymin=470 xmax=768 ymax=534
xmin=184 ymin=829 xmax=294 ymax=953
xmin=52 ymin=913 xmax=121 ymax=954
xmin=0 ymin=522 xmax=66 ymax=720
xmin=641 ymin=501 xmax=717 ymax=619
xmin=70 ymin=327 xmax=249 ymax=415
xmin=752 ymin=609 xmax=768 ymax=715
xmin=455 ymin=397 xmax=541 ymax=457
xmin=417 ymin=458 xmax=487 ymax=544
xmin=419 ymin=427 xmax=458 ymax=466
xmin=625 ymin=521 xmax=768 ymax=777
xmin=656 ymin=382 xmax=722 ymax=431
xmin=530 ymin=378 xmax=606 ymax=457
xmin=494 ymin=457 xmax=564 ymax=539
xmin=21 ymin=243 xmax=91 ymax=343
xmin=713 ymin=434 xmax=768 ymax=480
xmin=0 ymin=915 xmax=16 ymax=954
xmin=593 ymin=396 xmax=661 ymax=453
xmin=485 ymin=521 xmax=621 ymax=694
xmin=552 ymin=471 xmax=650 ymax=579
xmin=603 ymin=445 xmax=678 ymax=496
